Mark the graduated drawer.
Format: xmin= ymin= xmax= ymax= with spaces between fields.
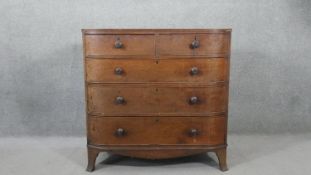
xmin=87 ymin=116 xmax=226 ymax=145
xmin=86 ymin=58 xmax=228 ymax=83
xmin=157 ymin=33 xmax=230 ymax=56
xmin=87 ymin=85 xmax=227 ymax=116
xmin=84 ymin=34 xmax=155 ymax=57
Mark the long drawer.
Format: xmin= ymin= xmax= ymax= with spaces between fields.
xmin=83 ymin=32 xmax=230 ymax=57
xmin=86 ymin=58 xmax=228 ymax=83
xmin=87 ymin=85 xmax=227 ymax=116
xmin=87 ymin=116 xmax=226 ymax=145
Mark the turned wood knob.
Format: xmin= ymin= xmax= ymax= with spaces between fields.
xmin=190 ymin=67 xmax=199 ymax=75
xmin=114 ymin=67 xmax=123 ymax=75
xmin=189 ymin=96 xmax=199 ymax=104
xmin=114 ymin=37 xmax=123 ymax=48
xmin=115 ymin=128 xmax=125 ymax=137
xmin=115 ymin=96 xmax=125 ymax=104
xmin=189 ymin=128 xmax=199 ymax=136
xmin=191 ymin=38 xmax=200 ymax=49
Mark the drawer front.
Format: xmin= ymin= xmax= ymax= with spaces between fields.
xmin=87 ymin=116 xmax=226 ymax=145
xmin=84 ymin=35 xmax=155 ymax=56
xmin=87 ymin=85 xmax=227 ymax=116
xmin=157 ymin=33 xmax=230 ymax=56
xmin=86 ymin=58 xmax=228 ymax=83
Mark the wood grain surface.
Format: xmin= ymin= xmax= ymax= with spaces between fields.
xmin=83 ymin=29 xmax=231 ymax=172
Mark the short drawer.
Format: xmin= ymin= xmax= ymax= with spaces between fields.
xmin=84 ymin=35 xmax=155 ymax=57
xmin=157 ymin=33 xmax=230 ymax=56
xmin=87 ymin=85 xmax=227 ymax=116
xmin=86 ymin=58 xmax=228 ymax=83
xmin=87 ymin=116 xmax=226 ymax=145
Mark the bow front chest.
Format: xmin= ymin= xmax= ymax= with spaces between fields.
xmin=82 ymin=29 xmax=231 ymax=172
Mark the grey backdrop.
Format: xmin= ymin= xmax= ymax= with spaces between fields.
xmin=1 ymin=0 xmax=311 ymax=136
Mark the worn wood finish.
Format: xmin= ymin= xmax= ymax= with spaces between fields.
xmin=88 ymin=116 xmax=226 ymax=145
xmin=87 ymin=144 xmax=227 ymax=160
xmin=85 ymin=34 xmax=155 ymax=57
xmin=87 ymin=85 xmax=227 ymax=116
xmin=215 ymin=148 xmax=228 ymax=171
xmin=86 ymin=147 xmax=100 ymax=172
xmin=82 ymin=29 xmax=231 ymax=172
xmin=82 ymin=29 xmax=231 ymax=34
xmin=157 ymin=34 xmax=230 ymax=56
xmin=86 ymin=58 xmax=229 ymax=83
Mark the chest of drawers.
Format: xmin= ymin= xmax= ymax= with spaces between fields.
xmin=82 ymin=29 xmax=231 ymax=172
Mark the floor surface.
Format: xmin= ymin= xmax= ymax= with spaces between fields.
xmin=1 ymin=134 xmax=311 ymax=175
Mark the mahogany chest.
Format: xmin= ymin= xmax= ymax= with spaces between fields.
xmin=82 ymin=29 xmax=231 ymax=171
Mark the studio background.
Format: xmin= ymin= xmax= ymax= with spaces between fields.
xmin=1 ymin=0 xmax=311 ymax=137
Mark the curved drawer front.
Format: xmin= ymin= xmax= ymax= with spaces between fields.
xmin=87 ymin=85 xmax=227 ymax=116
xmin=84 ymin=34 xmax=155 ymax=57
xmin=86 ymin=58 xmax=228 ymax=83
xmin=157 ymin=33 xmax=230 ymax=56
xmin=88 ymin=116 xmax=226 ymax=145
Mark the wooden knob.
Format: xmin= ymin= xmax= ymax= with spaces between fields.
xmin=189 ymin=128 xmax=199 ymax=136
xmin=114 ymin=67 xmax=123 ymax=75
xmin=115 ymin=96 xmax=125 ymax=104
xmin=115 ymin=128 xmax=125 ymax=137
xmin=191 ymin=38 xmax=200 ymax=49
xmin=189 ymin=96 xmax=199 ymax=104
xmin=114 ymin=37 xmax=123 ymax=48
xmin=190 ymin=67 xmax=199 ymax=75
